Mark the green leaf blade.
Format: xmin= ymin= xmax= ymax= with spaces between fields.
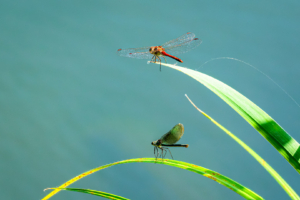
xmin=185 ymin=94 xmax=300 ymax=199
xmin=42 ymin=158 xmax=263 ymax=200
xmin=159 ymin=63 xmax=300 ymax=174
xmin=46 ymin=188 xmax=129 ymax=200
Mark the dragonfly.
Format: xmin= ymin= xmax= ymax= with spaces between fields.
xmin=117 ymin=32 xmax=202 ymax=71
xmin=151 ymin=123 xmax=189 ymax=160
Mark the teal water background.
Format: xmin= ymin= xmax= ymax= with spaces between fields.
xmin=1 ymin=1 xmax=300 ymax=199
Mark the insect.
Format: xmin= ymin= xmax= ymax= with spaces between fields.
xmin=151 ymin=123 xmax=188 ymax=160
xmin=117 ymin=32 xmax=202 ymax=71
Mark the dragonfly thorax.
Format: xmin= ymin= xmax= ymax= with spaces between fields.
xmin=149 ymin=46 xmax=164 ymax=56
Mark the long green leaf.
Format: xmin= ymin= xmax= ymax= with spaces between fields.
xmin=157 ymin=63 xmax=300 ymax=174
xmin=185 ymin=94 xmax=300 ymax=199
xmin=42 ymin=158 xmax=263 ymax=200
xmin=45 ymin=188 xmax=129 ymax=200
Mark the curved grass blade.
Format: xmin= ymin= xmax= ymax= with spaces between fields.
xmin=185 ymin=94 xmax=300 ymax=200
xmin=42 ymin=158 xmax=263 ymax=200
xmin=45 ymin=188 xmax=129 ymax=200
xmin=156 ymin=62 xmax=300 ymax=174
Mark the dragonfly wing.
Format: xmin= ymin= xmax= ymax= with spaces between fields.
xmin=162 ymin=32 xmax=202 ymax=55
xmin=161 ymin=123 xmax=184 ymax=145
xmin=117 ymin=47 xmax=153 ymax=59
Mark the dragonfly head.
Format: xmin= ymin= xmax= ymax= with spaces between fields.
xmin=151 ymin=139 xmax=162 ymax=147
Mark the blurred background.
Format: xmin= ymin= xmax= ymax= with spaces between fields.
xmin=1 ymin=0 xmax=300 ymax=199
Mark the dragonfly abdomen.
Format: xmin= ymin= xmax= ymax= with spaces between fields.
xmin=161 ymin=51 xmax=183 ymax=63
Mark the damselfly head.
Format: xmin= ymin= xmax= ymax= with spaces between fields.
xmin=151 ymin=139 xmax=162 ymax=147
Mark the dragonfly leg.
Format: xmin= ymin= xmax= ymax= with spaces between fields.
xmin=158 ymin=147 xmax=164 ymax=160
xmin=162 ymin=147 xmax=173 ymax=160
xmin=150 ymin=56 xmax=155 ymax=63
xmin=156 ymin=56 xmax=162 ymax=72
xmin=163 ymin=149 xmax=167 ymax=158
xmin=166 ymin=148 xmax=174 ymax=160
xmin=154 ymin=146 xmax=159 ymax=164
xmin=161 ymin=56 xmax=167 ymax=72
xmin=162 ymin=55 xmax=167 ymax=63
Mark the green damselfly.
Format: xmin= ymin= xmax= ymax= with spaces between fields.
xmin=151 ymin=123 xmax=188 ymax=159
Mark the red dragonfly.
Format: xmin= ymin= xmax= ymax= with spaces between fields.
xmin=117 ymin=32 xmax=202 ymax=71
